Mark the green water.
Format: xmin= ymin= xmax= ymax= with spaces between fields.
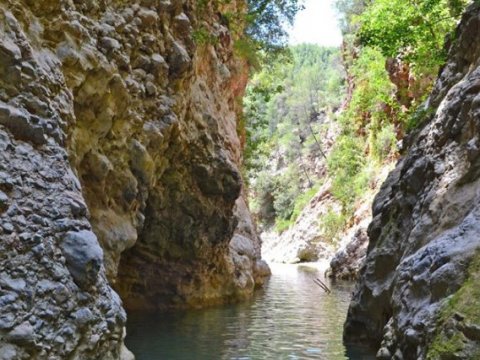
xmin=125 ymin=263 xmax=376 ymax=360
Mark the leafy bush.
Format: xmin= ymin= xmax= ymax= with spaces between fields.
xmin=274 ymin=182 xmax=322 ymax=233
xmin=357 ymin=0 xmax=469 ymax=75
xmin=370 ymin=123 xmax=397 ymax=161
xmin=327 ymin=134 xmax=366 ymax=209
xmin=319 ymin=207 xmax=348 ymax=243
xmin=250 ymin=171 xmax=277 ymax=224
xmin=272 ymin=165 xmax=301 ymax=221
xmin=196 ymin=0 xmax=303 ymax=67
xmin=291 ymin=183 xmax=322 ymax=221
xmin=405 ymin=105 xmax=436 ymax=131
xmin=192 ymin=27 xmax=218 ymax=46
xmin=275 ymin=217 xmax=294 ymax=233
xmin=233 ymin=38 xmax=262 ymax=69
xmin=250 ymin=164 xmax=302 ymax=228
xmin=246 ymin=0 xmax=304 ymax=52
xmin=344 ymin=47 xmax=395 ymax=131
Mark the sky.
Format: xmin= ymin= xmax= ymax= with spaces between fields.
xmin=288 ymin=0 xmax=343 ymax=47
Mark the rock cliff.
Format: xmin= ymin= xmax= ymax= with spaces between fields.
xmin=260 ymin=116 xmax=340 ymax=265
xmin=262 ymin=181 xmax=338 ymax=264
xmin=0 ymin=0 xmax=267 ymax=358
xmin=344 ymin=3 xmax=480 ymax=359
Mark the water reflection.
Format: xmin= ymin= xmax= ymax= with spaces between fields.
xmin=126 ymin=263 xmax=375 ymax=360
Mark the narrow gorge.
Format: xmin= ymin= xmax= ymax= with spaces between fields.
xmin=1 ymin=0 xmax=480 ymax=359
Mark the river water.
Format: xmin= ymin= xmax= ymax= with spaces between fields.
xmin=125 ymin=263 xmax=376 ymax=360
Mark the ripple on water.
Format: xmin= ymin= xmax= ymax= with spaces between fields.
xmin=125 ymin=263 xmax=376 ymax=360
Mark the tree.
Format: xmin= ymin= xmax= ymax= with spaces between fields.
xmin=334 ymin=0 xmax=367 ymax=34
xmin=244 ymin=45 xmax=345 ymax=229
xmin=357 ymin=0 xmax=469 ymax=73
xmin=246 ymin=0 xmax=304 ymax=52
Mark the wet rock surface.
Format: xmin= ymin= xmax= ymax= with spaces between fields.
xmin=344 ymin=4 xmax=480 ymax=358
xmin=0 ymin=0 xmax=266 ymax=357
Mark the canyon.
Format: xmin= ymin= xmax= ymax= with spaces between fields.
xmin=1 ymin=0 xmax=480 ymax=359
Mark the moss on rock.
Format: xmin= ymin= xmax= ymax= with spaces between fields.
xmin=427 ymin=252 xmax=480 ymax=360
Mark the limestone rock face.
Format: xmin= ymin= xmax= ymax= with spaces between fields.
xmin=344 ymin=4 xmax=480 ymax=358
xmin=261 ymin=182 xmax=338 ymax=264
xmin=231 ymin=197 xmax=271 ymax=292
xmin=0 ymin=0 xmax=267 ymax=357
xmin=259 ymin=116 xmax=341 ymax=265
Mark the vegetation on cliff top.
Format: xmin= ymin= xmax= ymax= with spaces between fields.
xmin=355 ymin=0 xmax=468 ymax=74
xmin=196 ymin=0 xmax=304 ymax=67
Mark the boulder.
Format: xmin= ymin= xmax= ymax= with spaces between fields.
xmin=60 ymin=230 xmax=104 ymax=288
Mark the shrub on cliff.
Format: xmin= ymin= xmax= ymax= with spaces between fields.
xmin=327 ymin=134 xmax=367 ymax=211
xmin=196 ymin=0 xmax=303 ymax=68
xmin=357 ymin=0 xmax=469 ymax=75
xmin=323 ymin=0 xmax=469 ymax=221
xmin=343 ymin=47 xmax=396 ymax=132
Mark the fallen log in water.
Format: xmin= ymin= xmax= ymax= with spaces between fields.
xmin=314 ymin=278 xmax=331 ymax=294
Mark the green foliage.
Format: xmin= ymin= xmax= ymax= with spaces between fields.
xmin=275 ymin=217 xmax=294 ymax=233
xmin=250 ymin=172 xmax=276 ymax=223
xmin=234 ymin=38 xmax=262 ymax=69
xmin=195 ymin=0 xmax=303 ymax=67
xmin=334 ymin=0 xmax=365 ymax=34
xmin=245 ymin=0 xmax=468 ymax=240
xmin=406 ymin=105 xmax=436 ymax=131
xmin=370 ymin=123 xmax=397 ymax=160
xmin=427 ymin=332 xmax=465 ymax=360
xmin=291 ymin=183 xmax=321 ymax=221
xmin=246 ymin=0 xmax=304 ymax=52
xmin=272 ymin=165 xmax=301 ymax=221
xmin=244 ymin=45 xmax=344 ymax=170
xmin=249 ymin=164 xmax=302 ymax=228
xmin=323 ymin=0 xmax=466 ymax=219
xmin=274 ymin=182 xmax=322 ymax=233
xmin=322 ymin=0 xmax=467 ymax=233
xmin=356 ymin=0 xmax=469 ymax=75
xmin=245 ymin=45 xmax=345 ymax=228
xmin=327 ymin=134 xmax=367 ymax=209
xmin=427 ymin=252 xmax=480 ymax=359
xmin=319 ymin=207 xmax=348 ymax=243
xmin=345 ymin=47 xmax=395 ymax=131
xmin=192 ymin=27 xmax=218 ymax=46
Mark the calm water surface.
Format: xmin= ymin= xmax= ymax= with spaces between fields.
xmin=126 ymin=263 xmax=376 ymax=360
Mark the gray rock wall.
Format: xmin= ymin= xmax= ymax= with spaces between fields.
xmin=344 ymin=3 xmax=480 ymax=359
